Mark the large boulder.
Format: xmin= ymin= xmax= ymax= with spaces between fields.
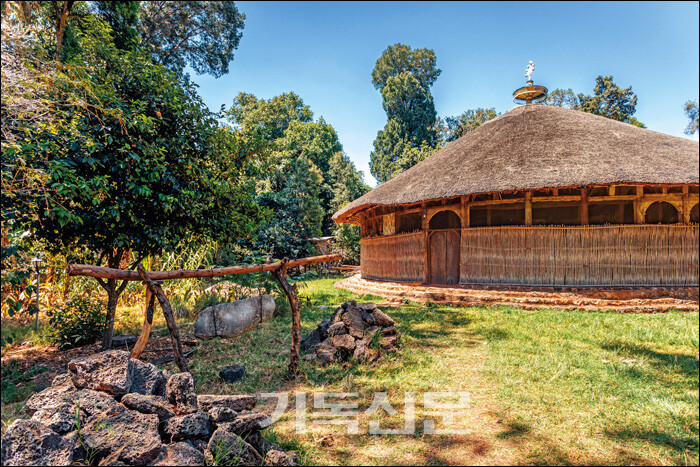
xmin=130 ymin=359 xmax=168 ymax=396
xmin=1 ymin=420 xmax=75 ymax=466
xmin=197 ymin=394 xmax=257 ymax=413
xmin=194 ymin=295 xmax=275 ymax=340
xmin=121 ymin=393 xmax=175 ymax=421
xmin=162 ymin=412 xmax=213 ymax=442
xmin=166 ymin=373 xmax=198 ymax=415
xmin=80 ymin=405 xmax=162 ymax=466
xmin=151 ymin=442 xmax=204 ymax=466
xmin=68 ymin=350 xmax=134 ymax=395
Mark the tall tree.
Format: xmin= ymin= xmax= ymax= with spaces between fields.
xmin=370 ymin=44 xmax=440 ymax=183
xmin=371 ymin=43 xmax=441 ymax=91
xmin=578 ymin=75 xmax=638 ymax=122
xmin=438 ymin=108 xmax=499 ymax=144
xmin=139 ymin=1 xmax=245 ymax=78
xmin=94 ymin=1 xmax=139 ymax=50
xmin=3 ymin=18 xmax=262 ymax=348
xmin=684 ymin=100 xmax=699 ymax=135
xmin=546 ymin=76 xmax=644 ymax=127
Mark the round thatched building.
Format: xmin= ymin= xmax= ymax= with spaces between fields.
xmin=333 ymin=104 xmax=699 ymax=287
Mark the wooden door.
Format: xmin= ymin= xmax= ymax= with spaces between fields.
xmin=429 ymin=230 xmax=460 ymax=285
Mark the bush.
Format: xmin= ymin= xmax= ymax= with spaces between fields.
xmin=48 ymin=298 xmax=105 ymax=350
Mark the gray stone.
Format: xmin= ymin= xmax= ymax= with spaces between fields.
xmin=380 ymin=334 xmax=400 ymax=349
xmin=371 ymin=309 xmax=395 ymax=327
xmin=51 ymin=373 xmax=73 ymax=388
xmin=327 ymin=322 xmax=347 ymax=336
xmin=219 ymin=365 xmax=245 ymax=383
xmin=380 ymin=326 xmax=399 ymax=335
xmin=194 ymin=295 xmax=275 ymax=340
xmin=316 ymin=340 xmax=338 ymax=366
xmin=152 ymin=442 xmax=204 ymax=466
xmin=0 ymin=419 xmax=75 ymax=466
xmin=300 ymin=328 xmax=322 ymax=352
xmin=75 ymin=389 xmax=118 ymax=419
xmin=166 ymin=373 xmax=198 ymax=415
xmin=111 ymin=335 xmax=138 ymax=348
xmin=80 ymin=404 xmax=161 ymax=466
xmin=266 ymin=449 xmax=299 ymax=466
xmin=197 ymin=394 xmax=257 ymax=412
xmin=357 ymin=302 xmax=378 ymax=312
xmin=352 ymin=341 xmax=367 ymax=361
xmin=208 ymin=407 xmax=239 ymax=423
xmin=342 ymin=308 xmax=365 ymax=339
xmin=162 ymin=411 xmax=212 ymax=442
xmin=121 ymin=393 xmax=175 ymax=421
xmin=30 ymin=402 xmax=81 ymax=434
xmin=25 ymin=383 xmax=77 ymax=415
xmin=330 ymin=306 xmax=344 ymax=324
xmin=330 ymin=333 xmax=356 ymax=352
xmin=215 ymin=411 xmax=269 ymax=435
xmin=68 ymin=350 xmax=134 ymax=395
xmin=130 ymin=359 xmax=168 ymax=396
xmin=206 ymin=429 xmax=263 ymax=466
xmin=317 ymin=318 xmax=332 ymax=340
xmin=361 ymin=309 xmax=377 ymax=326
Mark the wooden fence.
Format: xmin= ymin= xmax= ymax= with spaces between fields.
xmin=361 ymin=231 xmax=426 ymax=282
xmin=460 ymin=224 xmax=699 ymax=286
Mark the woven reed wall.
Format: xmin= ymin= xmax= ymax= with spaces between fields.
xmin=361 ymin=231 xmax=426 ymax=282
xmin=460 ymin=225 xmax=699 ymax=286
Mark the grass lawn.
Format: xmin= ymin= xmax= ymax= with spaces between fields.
xmin=1 ymin=275 xmax=698 ymax=465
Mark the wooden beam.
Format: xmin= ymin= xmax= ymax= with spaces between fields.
xmin=634 ymin=186 xmax=644 ymax=223
xmin=580 ymin=187 xmax=589 ymax=225
xmin=461 ymin=196 xmax=469 ymax=228
xmin=131 ymin=285 xmax=157 ymax=360
xmin=68 ymin=254 xmax=342 ymax=281
xmin=525 ymin=191 xmax=532 ymax=226
xmin=682 ymin=185 xmax=690 ymax=224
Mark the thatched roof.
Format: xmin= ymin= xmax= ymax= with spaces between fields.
xmin=334 ymin=104 xmax=699 ymax=224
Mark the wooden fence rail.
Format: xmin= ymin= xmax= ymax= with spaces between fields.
xmin=68 ymin=254 xmax=342 ymax=374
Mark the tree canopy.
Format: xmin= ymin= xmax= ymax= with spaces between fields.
xmin=370 ymin=44 xmax=440 ymax=183
xmin=684 ymin=100 xmax=699 ymax=135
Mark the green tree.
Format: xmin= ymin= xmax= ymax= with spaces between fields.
xmin=138 ymin=1 xmax=245 ymax=78
xmin=544 ymin=88 xmax=579 ymax=109
xmin=94 ymin=1 xmax=139 ymax=50
xmin=578 ymin=75 xmax=638 ymax=122
xmin=3 ymin=18 xmax=262 ymax=348
xmin=371 ymin=43 xmax=441 ymax=91
xmin=684 ymin=100 xmax=699 ymax=135
xmin=370 ymin=44 xmax=441 ymax=183
xmin=438 ymin=108 xmax=499 ymax=143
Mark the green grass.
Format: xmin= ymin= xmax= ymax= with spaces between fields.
xmin=1 ymin=275 xmax=697 ymax=465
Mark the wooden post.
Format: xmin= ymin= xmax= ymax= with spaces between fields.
xmin=137 ymin=265 xmax=189 ymax=372
xmin=272 ymin=259 xmax=301 ymax=376
xmin=422 ymin=203 xmax=429 ymax=284
xmin=525 ymin=191 xmax=533 ymax=226
xmin=460 ymin=196 xmax=470 ymax=228
xmin=682 ymin=185 xmax=690 ymax=224
xmin=634 ymin=186 xmax=644 ymax=223
xmin=131 ymin=285 xmax=157 ymax=360
xmin=580 ymin=187 xmax=589 ymax=225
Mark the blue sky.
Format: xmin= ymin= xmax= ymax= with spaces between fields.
xmin=191 ymin=1 xmax=699 ymax=187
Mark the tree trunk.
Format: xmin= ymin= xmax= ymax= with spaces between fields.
xmin=272 ymin=259 xmax=301 ymax=376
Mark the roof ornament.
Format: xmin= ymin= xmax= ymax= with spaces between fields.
xmin=525 ymin=60 xmax=535 ymax=83
xmin=513 ymin=60 xmax=548 ymax=105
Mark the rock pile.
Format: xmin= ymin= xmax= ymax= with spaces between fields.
xmin=0 ymin=350 xmax=297 ymax=466
xmin=301 ymin=301 xmax=401 ymax=365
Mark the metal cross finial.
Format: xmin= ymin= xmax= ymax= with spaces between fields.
xmin=525 ymin=60 xmax=535 ymax=82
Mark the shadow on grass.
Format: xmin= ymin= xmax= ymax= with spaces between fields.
xmin=604 ymin=427 xmax=699 ymax=452
xmin=601 ymin=341 xmax=699 ymax=376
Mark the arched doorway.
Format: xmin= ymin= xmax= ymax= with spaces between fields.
xmin=691 ymin=203 xmax=699 ymax=223
xmin=428 ymin=210 xmax=461 ymax=285
xmin=645 ymin=201 xmax=680 ymax=224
